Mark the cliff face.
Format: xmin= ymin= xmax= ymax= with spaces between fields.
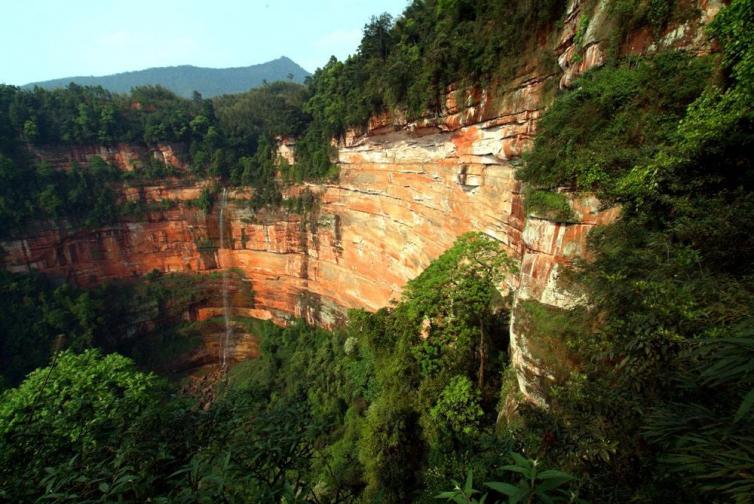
xmin=30 ymin=143 xmax=188 ymax=172
xmin=0 ymin=116 xmax=531 ymax=327
xmin=0 ymin=0 xmax=721 ymax=402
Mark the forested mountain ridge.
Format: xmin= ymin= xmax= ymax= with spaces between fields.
xmin=21 ymin=56 xmax=310 ymax=98
xmin=1 ymin=0 xmax=753 ymax=503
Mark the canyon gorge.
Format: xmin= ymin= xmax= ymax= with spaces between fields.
xmin=0 ymin=0 xmax=722 ymax=403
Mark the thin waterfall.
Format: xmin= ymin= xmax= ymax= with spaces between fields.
xmin=218 ymin=188 xmax=233 ymax=371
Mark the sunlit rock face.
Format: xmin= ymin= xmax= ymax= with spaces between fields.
xmin=0 ymin=0 xmax=719 ymax=402
xmin=0 ymin=73 xmax=545 ymax=328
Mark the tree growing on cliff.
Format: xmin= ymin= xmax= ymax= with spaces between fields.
xmin=405 ymin=232 xmax=517 ymax=391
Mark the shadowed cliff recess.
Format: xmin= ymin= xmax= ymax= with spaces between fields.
xmin=2 ymin=0 xmax=754 ymax=502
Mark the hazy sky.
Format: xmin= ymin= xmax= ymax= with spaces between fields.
xmin=1 ymin=0 xmax=409 ymax=85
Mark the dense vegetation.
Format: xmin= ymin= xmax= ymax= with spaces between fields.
xmin=0 ymin=234 xmax=586 ymax=502
xmin=0 ymin=271 xmax=103 ymax=389
xmin=301 ymin=0 xmax=565 ymax=143
xmin=519 ymin=52 xmax=715 ymax=197
xmin=0 ymin=80 xmax=317 ymax=236
xmin=0 ymin=270 xmax=213 ymax=390
xmin=1 ymin=0 xmax=754 ymax=502
xmin=23 ymin=56 xmax=310 ymax=98
xmin=514 ymin=0 xmax=754 ymax=502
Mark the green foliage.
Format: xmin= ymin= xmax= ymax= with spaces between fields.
xmin=0 ymin=271 xmax=103 ymax=388
xmin=0 ymin=281 xmax=561 ymax=504
xmin=0 ymin=154 xmax=124 ymax=236
xmin=0 ymin=270 xmax=212 ymax=390
xmin=208 ymin=319 xmax=365 ymax=501
xmin=240 ymin=135 xmax=283 ymax=209
xmin=351 ymin=234 xmax=518 ymax=500
xmin=0 ymin=350 xmax=159 ymax=454
xmin=436 ymin=457 xmax=583 ymax=504
xmin=524 ymin=190 xmax=577 ymax=222
xmin=430 ymin=375 xmax=484 ymax=438
xmin=512 ymin=2 xmax=754 ymax=502
xmin=291 ymin=120 xmax=339 ymax=182
xmin=360 ymin=394 xmax=424 ymax=502
xmin=486 ymin=453 xmax=582 ymax=504
xmin=602 ymin=0 xmax=681 ymax=58
xmin=169 ymin=399 xmax=319 ymax=502
xmin=647 ymin=0 xmax=674 ymax=35
xmin=0 ymin=350 xmax=189 ymax=502
xmin=94 ymin=272 xmax=214 ymax=370
xmin=435 ymin=470 xmax=487 ymax=504
xmin=513 ymin=301 xmax=588 ymax=385
xmin=0 ymin=80 xmax=323 ymax=236
xmin=518 ymin=52 xmax=713 ymax=198
xmin=644 ymin=321 xmax=754 ymax=503
xmin=303 ymin=1 xmax=567 ymax=140
xmin=2 ymin=2 xmax=753 ymax=502
xmin=132 ymin=156 xmax=179 ymax=179
xmin=196 ymin=186 xmax=216 ymax=214
xmin=574 ymin=14 xmax=590 ymax=50
xmin=179 ymin=233 xmax=519 ymax=503
xmin=404 ymin=232 xmax=517 ymax=324
xmin=215 ymin=80 xmax=309 ymax=140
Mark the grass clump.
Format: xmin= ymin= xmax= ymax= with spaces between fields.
xmin=524 ymin=189 xmax=577 ymax=222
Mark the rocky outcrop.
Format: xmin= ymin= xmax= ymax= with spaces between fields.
xmin=0 ymin=0 xmax=720 ymax=403
xmin=510 ymin=196 xmax=621 ymax=406
xmin=30 ymin=143 xmax=188 ymax=172
xmin=275 ymin=136 xmax=296 ymax=165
